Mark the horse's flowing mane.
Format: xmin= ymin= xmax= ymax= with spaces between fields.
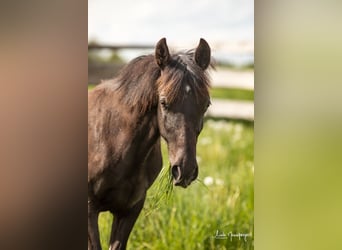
xmin=115 ymin=50 xmax=212 ymax=114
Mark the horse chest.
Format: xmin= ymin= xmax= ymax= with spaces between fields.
xmin=119 ymin=174 xmax=148 ymax=208
xmin=89 ymin=114 xmax=162 ymax=212
xmin=92 ymin=162 xmax=150 ymax=211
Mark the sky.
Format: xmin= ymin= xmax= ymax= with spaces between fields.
xmin=89 ymin=0 xmax=253 ymax=44
xmin=88 ymin=0 xmax=254 ymax=64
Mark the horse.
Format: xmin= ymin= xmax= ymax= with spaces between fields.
xmin=88 ymin=38 xmax=212 ymax=250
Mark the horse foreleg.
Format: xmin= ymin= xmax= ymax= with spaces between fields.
xmin=88 ymin=205 xmax=101 ymax=250
xmin=109 ymin=198 xmax=145 ymax=250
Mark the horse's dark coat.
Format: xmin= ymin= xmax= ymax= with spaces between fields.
xmin=88 ymin=38 xmax=211 ymax=250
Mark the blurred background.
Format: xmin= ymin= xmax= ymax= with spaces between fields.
xmin=89 ymin=0 xmax=254 ymax=249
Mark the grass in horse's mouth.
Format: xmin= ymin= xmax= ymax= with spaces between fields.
xmin=144 ymin=165 xmax=174 ymax=215
xmin=145 ymin=164 xmax=210 ymax=215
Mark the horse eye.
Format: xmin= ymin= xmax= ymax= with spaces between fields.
xmin=160 ymin=99 xmax=169 ymax=110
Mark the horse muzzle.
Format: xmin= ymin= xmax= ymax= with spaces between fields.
xmin=171 ymin=165 xmax=198 ymax=188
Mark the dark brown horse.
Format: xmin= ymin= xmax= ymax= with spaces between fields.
xmin=88 ymin=38 xmax=211 ymax=250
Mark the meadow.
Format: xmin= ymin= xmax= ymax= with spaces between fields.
xmin=97 ymin=119 xmax=254 ymax=250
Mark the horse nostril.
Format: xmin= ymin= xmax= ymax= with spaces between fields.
xmin=171 ymin=165 xmax=182 ymax=182
xmin=191 ymin=167 xmax=199 ymax=181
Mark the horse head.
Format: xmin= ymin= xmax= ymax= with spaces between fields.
xmin=155 ymin=38 xmax=211 ymax=188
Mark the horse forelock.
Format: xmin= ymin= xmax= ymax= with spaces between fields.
xmin=157 ymin=50 xmax=211 ymax=104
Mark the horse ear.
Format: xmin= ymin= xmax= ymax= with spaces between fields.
xmin=155 ymin=38 xmax=170 ymax=69
xmin=194 ymin=38 xmax=211 ymax=70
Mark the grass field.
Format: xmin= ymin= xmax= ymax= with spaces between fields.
xmin=97 ymin=119 xmax=254 ymax=250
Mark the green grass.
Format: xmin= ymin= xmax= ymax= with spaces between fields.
xmin=98 ymin=120 xmax=254 ymax=249
xmin=88 ymin=84 xmax=254 ymax=101
xmin=210 ymin=87 xmax=254 ymax=101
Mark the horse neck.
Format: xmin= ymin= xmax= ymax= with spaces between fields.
xmin=123 ymin=100 xmax=159 ymax=139
xmin=121 ymin=108 xmax=160 ymax=162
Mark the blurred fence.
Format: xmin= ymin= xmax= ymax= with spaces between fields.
xmin=88 ymin=44 xmax=254 ymax=121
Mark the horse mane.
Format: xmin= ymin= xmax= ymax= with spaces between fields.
xmin=115 ymin=50 xmax=212 ymax=114
xmin=116 ymin=55 xmax=160 ymax=114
